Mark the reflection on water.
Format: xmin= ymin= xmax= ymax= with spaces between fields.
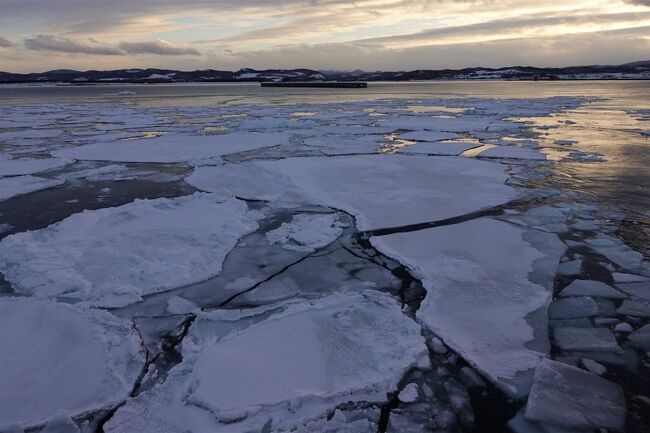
xmin=526 ymin=102 xmax=650 ymax=215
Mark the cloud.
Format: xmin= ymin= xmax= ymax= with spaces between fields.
xmin=23 ymin=35 xmax=201 ymax=56
xmin=0 ymin=36 xmax=14 ymax=47
xmin=118 ymin=39 xmax=201 ymax=55
xmin=24 ymin=34 xmax=122 ymax=55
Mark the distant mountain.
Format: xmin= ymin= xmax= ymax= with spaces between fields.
xmin=1 ymin=62 xmax=648 ymax=83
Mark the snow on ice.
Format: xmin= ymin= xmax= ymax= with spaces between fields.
xmin=105 ymin=291 xmax=429 ymax=433
xmin=0 ymin=193 xmax=259 ymax=307
xmin=187 ymin=155 xmax=517 ymax=231
xmin=371 ymin=218 xmax=566 ymax=397
xmin=0 ymin=297 xmax=145 ymax=429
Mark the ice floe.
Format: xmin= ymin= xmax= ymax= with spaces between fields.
xmin=0 ymin=157 xmax=72 ymax=177
xmin=0 ymin=297 xmax=145 ymax=429
xmin=371 ymin=217 xmax=565 ymax=397
xmin=0 ymin=193 xmax=259 ymax=307
xmin=559 ymin=280 xmax=626 ymax=299
xmin=524 ymin=359 xmax=625 ymax=431
xmin=266 ymin=213 xmax=346 ymax=252
xmin=53 ymin=132 xmax=289 ymax=163
xmin=0 ymin=175 xmax=65 ymax=202
xmin=187 ymin=155 xmax=517 ymax=231
xmin=105 ymin=290 xmax=429 ymax=433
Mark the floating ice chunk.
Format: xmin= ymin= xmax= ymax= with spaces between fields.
xmin=612 ymin=272 xmax=649 ymax=283
xmin=628 ymin=324 xmax=650 ymax=351
xmin=0 ymin=193 xmax=259 ymax=307
xmin=40 ymin=411 xmax=80 ymax=433
xmin=371 ymin=218 xmax=565 ymax=397
xmin=478 ymin=146 xmax=546 ymax=161
xmin=0 ymin=128 xmax=63 ymax=141
xmin=53 ymin=132 xmax=289 ymax=163
xmin=0 ymin=297 xmax=144 ymax=429
xmin=615 ymin=282 xmax=650 ymax=301
xmin=0 ymin=157 xmax=72 ymax=177
xmin=524 ymin=359 xmax=625 ymax=431
xmin=399 ymin=141 xmax=481 ymax=156
xmin=266 ymin=213 xmax=345 ymax=252
xmin=557 ymin=259 xmax=582 ymax=276
xmin=549 ymin=297 xmax=599 ymax=319
xmin=617 ymin=299 xmax=650 ymax=318
xmin=187 ymin=155 xmax=517 ymax=231
xmin=398 ymin=383 xmax=420 ymax=403
xmin=586 ymin=236 xmax=643 ymax=271
xmin=166 ymin=296 xmax=199 ymax=315
xmin=117 ymin=90 xmax=136 ymax=96
xmin=395 ymin=130 xmax=458 ymax=142
xmin=559 ymin=280 xmax=625 ymax=299
xmin=580 ymin=358 xmax=606 ymax=376
xmin=0 ymin=175 xmax=65 ymax=202
xmin=105 ymin=291 xmax=429 ymax=433
xmin=303 ymin=136 xmax=381 ymax=155
xmin=554 ymin=327 xmax=620 ymax=352
xmin=614 ymin=322 xmax=633 ymax=333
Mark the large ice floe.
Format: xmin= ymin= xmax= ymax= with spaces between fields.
xmin=371 ymin=218 xmax=566 ymax=397
xmin=0 ymin=193 xmax=259 ymax=307
xmin=186 ymin=154 xmax=517 ymax=231
xmin=0 ymin=156 xmax=72 ymax=176
xmin=0 ymin=175 xmax=65 ymax=202
xmin=0 ymin=297 xmax=145 ymax=430
xmin=105 ymin=290 xmax=429 ymax=433
xmin=52 ymin=132 xmax=289 ymax=163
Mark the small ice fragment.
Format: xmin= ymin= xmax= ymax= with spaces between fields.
xmin=549 ymin=297 xmax=599 ymax=319
xmin=166 ymin=296 xmax=199 ymax=315
xmin=618 ymin=300 xmax=650 ymax=318
xmin=398 ymin=383 xmax=419 ymax=403
xmin=559 ymin=280 xmax=625 ymax=299
xmin=524 ymin=359 xmax=625 ymax=431
xmin=459 ymin=367 xmax=487 ymax=388
xmin=614 ymin=322 xmax=633 ymax=333
xmin=557 ymin=259 xmax=582 ymax=276
xmin=580 ymin=359 xmax=606 ymax=376
xmin=554 ymin=327 xmax=621 ymax=352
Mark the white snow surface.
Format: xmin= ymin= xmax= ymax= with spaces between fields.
xmin=0 ymin=175 xmax=65 ymax=202
xmin=0 ymin=193 xmax=259 ymax=307
xmin=106 ymin=290 xmax=429 ymax=433
xmin=52 ymin=132 xmax=289 ymax=163
xmin=266 ymin=213 xmax=345 ymax=252
xmin=186 ymin=155 xmax=517 ymax=231
xmin=371 ymin=217 xmax=565 ymax=397
xmin=0 ymin=157 xmax=72 ymax=176
xmin=0 ymin=297 xmax=145 ymax=429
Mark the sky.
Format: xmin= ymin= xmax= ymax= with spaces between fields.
xmin=0 ymin=0 xmax=649 ymax=72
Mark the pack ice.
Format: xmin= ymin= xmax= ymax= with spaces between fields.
xmin=105 ymin=291 xmax=429 ymax=433
xmin=0 ymin=193 xmax=259 ymax=307
xmin=0 ymin=297 xmax=145 ymax=429
xmin=371 ymin=218 xmax=565 ymax=397
xmin=186 ymin=154 xmax=517 ymax=231
xmin=52 ymin=132 xmax=289 ymax=163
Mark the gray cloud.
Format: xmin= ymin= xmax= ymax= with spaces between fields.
xmin=24 ymin=34 xmax=122 ymax=55
xmin=23 ymin=35 xmax=201 ymax=56
xmin=119 ymin=39 xmax=201 ymax=55
xmin=0 ymin=36 xmax=14 ymax=47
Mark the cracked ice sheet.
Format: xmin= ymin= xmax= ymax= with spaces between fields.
xmin=370 ymin=218 xmax=566 ymax=398
xmin=0 ymin=175 xmax=65 ymax=202
xmin=106 ymin=290 xmax=429 ymax=433
xmin=187 ymin=154 xmax=517 ymax=231
xmin=0 ymin=193 xmax=259 ymax=307
xmin=0 ymin=297 xmax=145 ymax=429
xmin=52 ymin=132 xmax=289 ymax=163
